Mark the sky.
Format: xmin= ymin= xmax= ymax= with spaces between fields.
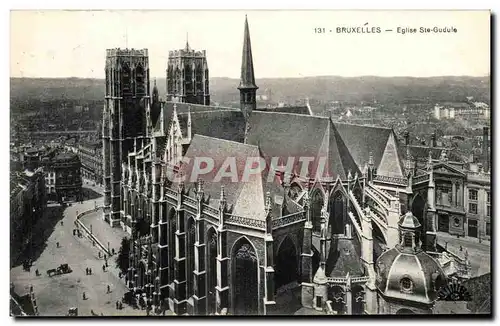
xmin=10 ymin=10 xmax=490 ymax=79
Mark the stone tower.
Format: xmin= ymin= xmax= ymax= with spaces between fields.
xmin=238 ymin=15 xmax=258 ymax=122
xmin=102 ymin=48 xmax=150 ymax=226
xmin=166 ymin=40 xmax=210 ymax=105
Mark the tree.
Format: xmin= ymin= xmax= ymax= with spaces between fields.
xmin=116 ymin=237 xmax=130 ymax=275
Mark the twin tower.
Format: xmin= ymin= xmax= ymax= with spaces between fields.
xmin=102 ymin=16 xmax=258 ymax=225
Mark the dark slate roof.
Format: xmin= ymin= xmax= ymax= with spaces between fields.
xmin=177 ymin=109 xmax=246 ymax=143
xmin=246 ymin=111 xmax=359 ymax=180
xmin=326 ymin=237 xmax=364 ymax=277
xmin=154 ymin=101 xmax=234 ymax=133
xmin=151 ymin=101 xmax=162 ymax=127
xmin=333 ymin=122 xmax=393 ymax=171
xmin=176 ymin=135 xmax=268 ymax=220
xmin=255 ymin=106 xmax=312 ymax=116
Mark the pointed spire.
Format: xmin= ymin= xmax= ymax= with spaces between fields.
xmin=426 ymin=150 xmax=433 ymax=170
xmin=368 ymin=151 xmax=374 ymax=167
xmin=185 ymin=32 xmax=190 ymax=51
xmin=238 ymin=15 xmax=258 ymax=90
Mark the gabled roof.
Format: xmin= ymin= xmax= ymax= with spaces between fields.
xmin=176 ymin=135 xmax=268 ymax=220
xmin=333 ymin=122 xmax=394 ymax=172
xmin=177 ymin=109 xmax=246 ymax=143
xmin=246 ymin=111 xmax=359 ymax=180
xmin=326 ymin=237 xmax=364 ymax=277
xmin=153 ymin=101 xmax=234 ymax=133
xmin=432 ymin=162 xmax=466 ymax=176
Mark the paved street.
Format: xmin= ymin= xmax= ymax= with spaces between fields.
xmin=437 ymin=232 xmax=491 ymax=277
xmin=10 ymin=189 xmax=146 ymax=317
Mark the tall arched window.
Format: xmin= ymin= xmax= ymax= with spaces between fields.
xmin=231 ymin=237 xmax=258 ymax=315
xmin=329 ymin=191 xmax=346 ymax=235
xmin=310 ymin=189 xmax=324 ymax=233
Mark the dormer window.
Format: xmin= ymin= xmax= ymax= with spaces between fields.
xmin=400 ymin=277 xmax=413 ymax=293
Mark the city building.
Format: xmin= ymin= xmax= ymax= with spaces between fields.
xmin=41 ymin=151 xmax=83 ymax=202
xmin=78 ymin=140 xmax=103 ymax=186
xmin=433 ymin=102 xmax=490 ymax=120
xmin=401 ymin=128 xmax=491 ymax=241
xmin=21 ymin=147 xmax=83 ymax=202
xmin=166 ymin=40 xmax=210 ymax=105
xmin=10 ymin=168 xmax=46 ymax=267
xmin=102 ymin=16 xmax=470 ymax=316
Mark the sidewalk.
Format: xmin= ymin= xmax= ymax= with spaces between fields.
xmin=79 ymin=210 xmax=128 ymax=259
xmin=436 ymin=231 xmax=491 ymax=277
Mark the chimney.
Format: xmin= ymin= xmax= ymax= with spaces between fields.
xmin=404 ymin=131 xmax=410 ymax=145
xmin=431 ymin=132 xmax=437 ymax=148
xmin=482 ymin=127 xmax=489 ymax=172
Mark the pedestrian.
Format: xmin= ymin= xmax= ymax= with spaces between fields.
xmin=102 ymin=264 xmax=106 ymax=272
xmin=89 ymin=268 xmax=92 ymax=275
xmin=35 ymin=269 xmax=40 ymax=276
xmin=83 ymin=292 xmax=87 ymax=300
xmin=107 ymin=285 xmax=110 ymax=293
xmin=104 ymin=254 xmax=107 ymax=261
xmin=98 ymin=251 xmax=101 ymax=258
xmin=61 ymin=220 xmax=64 ymax=226
xmin=105 ymin=261 xmax=108 ymax=268
xmin=112 ymin=248 xmax=115 ymax=255
xmin=116 ymin=301 xmax=119 ymax=309
xmin=85 ymin=267 xmax=89 ymax=275
xmin=56 ymin=242 xmax=60 ymax=248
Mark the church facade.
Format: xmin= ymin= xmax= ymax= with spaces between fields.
xmin=102 ymin=16 xmax=470 ymax=315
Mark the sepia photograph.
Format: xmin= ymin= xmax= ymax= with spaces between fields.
xmin=9 ymin=9 xmax=491 ymax=317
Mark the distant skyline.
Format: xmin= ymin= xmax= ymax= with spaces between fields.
xmin=10 ymin=10 xmax=490 ymax=79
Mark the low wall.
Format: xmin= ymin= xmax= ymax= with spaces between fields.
xmin=74 ymin=206 xmax=113 ymax=257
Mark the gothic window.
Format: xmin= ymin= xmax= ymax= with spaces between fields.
xmin=135 ymin=65 xmax=145 ymax=95
xmin=310 ymin=190 xmax=324 ymax=233
xmin=105 ymin=69 xmax=110 ymax=96
xmin=206 ymin=228 xmax=218 ymax=314
xmin=122 ymin=64 xmax=131 ymax=95
xmin=329 ymin=192 xmax=346 ymax=235
xmin=400 ymin=277 xmax=413 ymax=293
xmin=232 ymin=239 xmax=258 ymax=315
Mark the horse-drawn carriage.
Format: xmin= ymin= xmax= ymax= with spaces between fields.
xmin=47 ymin=264 xmax=72 ymax=277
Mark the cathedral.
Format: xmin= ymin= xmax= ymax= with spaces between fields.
xmin=101 ymin=16 xmax=470 ymax=315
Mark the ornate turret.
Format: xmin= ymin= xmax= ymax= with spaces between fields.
xmin=375 ymin=211 xmax=448 ymax=313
